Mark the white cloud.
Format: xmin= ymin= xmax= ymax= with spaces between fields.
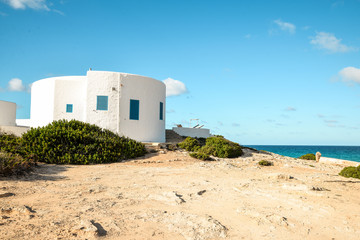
xmin=244 ymin=34 xmax=251 ymax=39
xmin=2 ymin=0 xmax=49 ymax=10
xmin=285 ymin=106 xmax=296 ymax=111
xmin=163 ymin=78 xmax=188 ymax=97
xmin=310 ymin=32 xmax=355 ymax=53
xmin=274 ymin=19 xmax=296 ymax=34
xmin=8 ymin=78 xmax=25 ymax=91
xmin=338 ymin=66 xmax=360 ymax=84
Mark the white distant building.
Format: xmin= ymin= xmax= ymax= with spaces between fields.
xmin=172 ymin=126 xmax=211 ymax=139
xmin=0 ymin=100 xmax=16 ymax=126
xmin=22 ymin=70 xmax=166 ymax=142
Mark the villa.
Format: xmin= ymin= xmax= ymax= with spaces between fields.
xmin=14 ymin=70 xmax=166 ymax=143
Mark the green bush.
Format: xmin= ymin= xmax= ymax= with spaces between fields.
xmin=339 ymin=166 xmax=360 ymax=179
xmin=0 ymin=132 xmax=24 ymax=155
xmin=201 ymin=136 xmax=243 ymax=158
xmin=189 ymin=152 xmax=211 ymax=161
xmin=21 ymin=120 xmax=146 ymax=164
xmin=166 ymin=144 xmax=178 ymax=151
xmin=178 ymin=137 xmax=201 ymax=152
xmin=0 ymin=152 xmax=36 ymax=176
xmin=299 ymin=153 xmax=316 ymax=160
xmin=258 ymin=160 xmax=273 ymax=166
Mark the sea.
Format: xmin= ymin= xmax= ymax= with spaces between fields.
xmin=246 ymin=145 xmax=360 ymax=163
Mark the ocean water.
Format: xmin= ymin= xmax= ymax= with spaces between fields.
xmin=246 ymin=145 xmax=360 ymax=163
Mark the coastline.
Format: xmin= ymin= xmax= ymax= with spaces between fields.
xmin=319 ymin=156 xmax=359 ymax=166
xmin=247 ymin=145 xmax=360 ymax=164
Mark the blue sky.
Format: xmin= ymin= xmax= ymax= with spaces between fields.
xmin=0 ymin=0 xmax=360 ymax=145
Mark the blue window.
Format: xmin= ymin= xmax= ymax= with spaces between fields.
xmin=97 ymin=96 xmax=108 ymax=111
xmin=66 ymin=104 xmax=73 ymax=113
xmin=159 ymin=102 xmax=164 ymax=120
xmin=129 ymin=99 xmax=139 ymax=120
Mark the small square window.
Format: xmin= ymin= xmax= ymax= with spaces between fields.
xmin=66 ymin=104 xmax=73 ymax=113
xmin=97 ymin=96 xmax=108 ymax=111
xmin=159 ymin=102 xmax=164 ymax=120
xmin=129 ymin=99 xmax=139 ymax=120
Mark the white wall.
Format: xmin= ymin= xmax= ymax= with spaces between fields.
xmin=85 ymin=71 xmax=121 ymax=133
xmin=16 ymin=119 xmax=32 ymax=127
xmin=119 ymin=73 xmax=166 ymax=142
xmin=0 ymin=100 xmax=16 ymax=126
xmin=53 ymin=76 xmax=87 ymax=122
xmin=29 ymin=70 xmax=166 ymax=143
xmin=172 ymin=127 xmax=211 ymax=138
xmin=30 ymin=78 xmax=55 ymax=127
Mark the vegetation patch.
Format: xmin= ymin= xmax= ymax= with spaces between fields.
xmin=0 ymin=132 xmax=24 ymax=155
xmin=339 ymin=166 xmax=360 ymax=179
xmin=178 ymin=137 xmax=201 ymax=152
xmin=0 ymin=152 xmax=36 ymax=176
xmin=299 ymin=153 xmax=316 ymax=160
xmin=21 ymin=120 xmax=146 ymax=164
xmin=178 ymin=136 xmax=243 ymax=159
xmin=189 ymin=152 xmax=211 ymax=161
xmin=200 ymin=136 xmax=243 ymax=158
xmin=165 ymin=144 xmax=178 ymax=151
xmin=258 ymin=160 xmax=273 ymax=166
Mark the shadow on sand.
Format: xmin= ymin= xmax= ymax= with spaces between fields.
xmin=324 ymin=180 xmax=360 ymax=183
xmin=0 ymin=163 xmax=70 ymax=182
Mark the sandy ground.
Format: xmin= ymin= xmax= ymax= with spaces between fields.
xmin=1 ymin=149 xmax=360 ymax=240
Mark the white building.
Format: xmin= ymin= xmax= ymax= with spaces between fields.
xmin=0 ymin=100 xmax=16 ymax=126
xmin=28 ymin=70 xmax=166 ymax=142
xmin=172 ymin=126 xmax=211 ymax=139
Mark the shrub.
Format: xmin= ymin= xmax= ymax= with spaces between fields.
xmin=0 ymin=132 xmax=24 ymax=155
xmin=21 ymin=120 xmax=146 ymax=164
xmin=339 ymin=166 xmax=360 ymax=179
xmin=166 ymin=144 xmax=178 ymax=151
xmin=299 ymin=153 xmax=316 ymax=160
xmin=0 ymin=152 xmax=36 ymax=176
xmin=178 ymin=137 xmax=201 ymax=152
xmin=201 ymin=136 xmax=243 ymax=158
xmin=189 ymin=152 xmax=211 ymax=161
xmin=258 ymin=160 xmax=273 ymax=166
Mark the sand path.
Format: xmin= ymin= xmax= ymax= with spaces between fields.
xmin=1 ymin=149 xmax=360 ymax=239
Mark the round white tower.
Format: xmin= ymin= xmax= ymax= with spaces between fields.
xmin=0 ymin=100 xmax=16 ymax=126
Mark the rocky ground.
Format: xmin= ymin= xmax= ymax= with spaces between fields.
xmin=1 ymin=149 xmax=360 ymax=240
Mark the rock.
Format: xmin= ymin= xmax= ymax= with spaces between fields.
xmin=88 ymin=185 xmax=106 ymax=194
xmin=15 ymin=205 xmax=36 ymax=214
xmin=80 ymin=220 xmax=98 ymax=233
xmin=316 ymin=152 xmax=321 ymax=162
xmin=164 ymin=212 xmax=227 ymax=240
xmin=311 ymin=186 xmax=330 ymax=191
xmin=197 ymin=190 xmax=206 ymax=196
xmin=0 ymin=192 xmax=15 ymax=198
xmin=90 ymin=221 xmax=107 ymax=236
xmin=149 ymin=191 xmax=186 ymax=205
xmin=1 ymin=208 xmax=12 ymax=214
xmin=277 ymin=174 xmax=294 ymax=180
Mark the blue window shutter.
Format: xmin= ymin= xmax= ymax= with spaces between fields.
xmin=66 ymin=104 xmax=73 ymax=113
xmin=130 ymin=99 xmax=139 ymax=120
xmin=159 ymin=102 xmax=163 ymax=120
xmin=97 ymin=96 xmax=108 ymax=110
